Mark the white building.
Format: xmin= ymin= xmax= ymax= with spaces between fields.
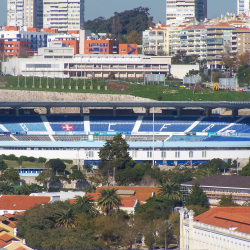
xmin=166 ymin=0 xmax=207 ymax=25
xmin=7 ymin=0 xmax=42 ymax=28
xmin=180 ymin=207 xmax=250 ymax=250
xmin=237 ymin=0 xmax=250 ymax=15
xmin=43 ymin=0 xmax=85 ymax=32
xmin=30 ymin=191 xmax=86 ymax=201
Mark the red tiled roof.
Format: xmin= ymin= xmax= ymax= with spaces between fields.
xmin=208 ymin=22 xmax=235 ymax=28
xmin=233 ymin=26 xmax=250 ymax=33
xmin=121 ymin=200 xmax=137 ymax=208
xmin=0 ymin=233 xmax=14 ymax=242
xmin=0 ymin=195 xmax=50 ymax=211
xmin=194 ymin=207 xmax=250 ymax=234
xmin=86 ymin=186 xmax=160 ymax=203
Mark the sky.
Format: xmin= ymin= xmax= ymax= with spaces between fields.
xmin=0 ymin=0 xmax=237 ymax=26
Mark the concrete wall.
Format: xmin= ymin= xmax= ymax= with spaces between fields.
xmin=171 ymin=64 xmax=200 ymax=79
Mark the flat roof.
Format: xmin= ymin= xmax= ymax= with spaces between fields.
xmin=0 ymin=101 xmax=250 ymax=109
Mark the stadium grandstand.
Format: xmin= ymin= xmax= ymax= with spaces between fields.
xmin=0 ymin=101 xmax=250 ymax=167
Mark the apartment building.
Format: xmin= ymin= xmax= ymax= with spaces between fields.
xmin=143 ymin=27 xmax=170 ymax=56
xmin=7 ymin=0 xmax=39 ymax=28
xmin=166 ymin=0 xmax=207 ymax=25
xmin=232 ymin=26 xmax=250 ymax=54
xmin=179 ymin=24 xmax=207 ymax=61
xmin=237 ymin=0 xmax=250 ymax=15
xmin=206 ymin=22 xmax=236 ymax=66
xmin=43 ymin=0 xmax=85 ymax=32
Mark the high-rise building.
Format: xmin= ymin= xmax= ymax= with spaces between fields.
xmin=166 ymin=0 xmax=207 ymax=25
xmin=43 ymin=0 xmax=85 ymax=32
xmin=237 ymin=0 xmax=250 ymax=15
xmin=7 ymin=0 xmax=39 ymax=27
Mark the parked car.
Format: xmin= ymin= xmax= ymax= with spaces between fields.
xmin=5 ymin=74 xmax=12 ymax=76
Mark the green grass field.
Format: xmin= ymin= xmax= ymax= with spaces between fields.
xmin=4 ymin=160 xmax=74 ymax=170
xmin=1 ymin=76 xmax=250 ymax=101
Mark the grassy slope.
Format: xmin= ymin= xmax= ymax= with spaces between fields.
xmin=4 ymin=160 xmax=74 ymax=169
xmin=0 ymin=76 xmax=250 ymax=101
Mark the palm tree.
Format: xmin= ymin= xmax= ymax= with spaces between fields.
xmin=73 ymin=195 xmax=95 ymax=213
xmin=97 ymin=188 xmax=122 ymax=216
xmin=159 ymin=182 xmax=182 ymax=200
xmin=0 ymin=181 xmax=15 ymax=195
xmin=55 ymin=208 xmax=75 ymax=229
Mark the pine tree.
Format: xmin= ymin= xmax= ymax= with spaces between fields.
xmin=185 ymin=182 xmax=209 ymax=208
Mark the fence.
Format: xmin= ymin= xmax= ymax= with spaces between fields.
xmin=219 ymin=78 xmax=238 ymax=89
xmin=183 ymin=76 xmax=201 ymax=85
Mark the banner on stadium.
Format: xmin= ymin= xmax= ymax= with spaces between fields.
xmin=207 ymin=132 xmax=217 ymax=136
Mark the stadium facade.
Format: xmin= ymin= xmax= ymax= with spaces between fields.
xmin=0 ymin=101 xmax=250 ymax=169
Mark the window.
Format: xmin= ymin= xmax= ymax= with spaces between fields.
xmin=202 ymin=151 xmax=206 ymax=158
xmin=175 ymin=151 xmax=180 ymax=158
xmin=189 ymin=151 xmax=193 ymax=158
xmin=89 ymin=151 xmax=94 ymax=157
xmin=15 ymin=44 xmax=18 ymax=47
xmin=100 ymin=48 xmax=103 ymax=52
xmin=105 ymin=48 xmax=107 ymax=52
xmin=132 ymin=151 xmax=137 ymax=158
xmin=147 ymin=152 xmax=152 ymax=158
xmin=161 ymin=151 xmax=166 ymax=158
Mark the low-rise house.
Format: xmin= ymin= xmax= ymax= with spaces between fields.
xmin=0 ymin=195 xmax=51 ymax=215
xmin=72 ymin=186 xmax=160 ymax=214
xmin=30 ymin=191 xmax=86 ymax=202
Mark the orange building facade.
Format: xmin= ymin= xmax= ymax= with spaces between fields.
xmin=61 ymin=40 xmax=79 ymax=54
xmin=119 ymin=44 xmax=138 ymax=54
xmin=84 ymin=40 xmax=119 ymax=54
xmin=4 ymin=40 xmax=31 ymax=57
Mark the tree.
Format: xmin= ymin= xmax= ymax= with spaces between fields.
xmin=159 ymin=182 xmax=182 ymax=200
xmin=38 ymin=157 xmax=46 ymax=163
xmin=46 ymin=159 xmax=66 ymax=173
xmin=70 ymin=170 xmax=86 ymax=181
xmin=239 ymin=157 xmax=250 ymax=176
xmin=0 ymin=168 xmax=20 ymax=183
xmin=136 ymin=196 xmax=173 ymax=221
xmin=127 ymin=30 xmax=142 ymax=45
xmin=35 ymin=169 xmax=55 ymax=188
xmin=98 ymin=133 xmax=135 ymax=171
xmin=185 ymin=182 xmax=209 ymax=208
xmin=198 ymin=158 xmax=230 ymax=174
xmin=55 ymin=208 xmax=75 ymax=229
xmin=73 ymin=195 xmax=95 ymax=214
xmin=88 ymin=169 xmax=109 ymax=186
xmin=0 ymin=156 xmax=7 ymax=171
xmin=97 ymin=189 xmax=122 ymax=216
xmin=0 ymin=181 xmax=15 ymax=194
xmin=18 ymin=183 xmax=44 ymax=195
xmin=219 ymin=194 xmax=238 ymax=207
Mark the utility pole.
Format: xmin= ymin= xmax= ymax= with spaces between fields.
xmin=113 ymin=167 xmax=115 ymax=186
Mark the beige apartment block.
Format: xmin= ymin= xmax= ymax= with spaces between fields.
xmin=232 ymin=27 xmax=250 ymax=54
xmin=143 ymin=23 xmax=171 ymax=56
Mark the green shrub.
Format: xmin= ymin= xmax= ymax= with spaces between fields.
xmin=38 ymin=157 xmax=47 ymax=163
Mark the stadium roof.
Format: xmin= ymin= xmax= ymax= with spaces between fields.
xmin=0 ymin=101 xmax=250 ymax=109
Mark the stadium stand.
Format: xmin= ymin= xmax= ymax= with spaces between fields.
xmin=89 ymin=116 xmax=137 ymax=132
xmin=0 ymin=136 xmax=15 ymax=141
xmin=0 ymin=115 xmax=250 ymax=137
xmin=167 ymin=135 xmax=207 ymax=142
xmin=202 ymin=136 xmax=250 ymax=141
xmin=139 ymin=116 xmax=199 ymax=132
xmin=15 ymin=135 xmax=52 ymax=141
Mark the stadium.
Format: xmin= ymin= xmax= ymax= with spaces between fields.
xmin=0 ymin=100 xmax=250 ymax=175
